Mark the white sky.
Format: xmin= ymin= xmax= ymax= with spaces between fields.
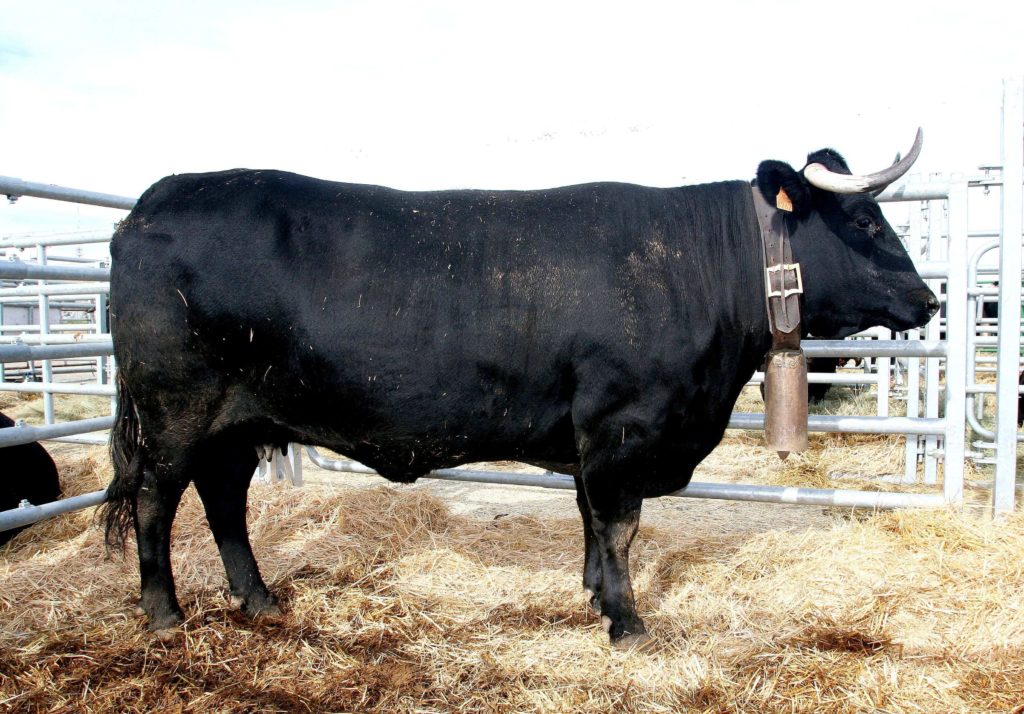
xmin=1 ymin=0 xmax=1023 ymax=237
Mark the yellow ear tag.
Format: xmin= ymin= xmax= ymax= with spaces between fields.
xmin=776 ymin=188 xmax=793 ymax=213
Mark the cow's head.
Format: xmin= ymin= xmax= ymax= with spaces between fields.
xmin=755 ymin=130 xmax=939 ymax=338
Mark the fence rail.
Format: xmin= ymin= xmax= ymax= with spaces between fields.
xmin=0 ymin=416 xmax=114 ymax=448
xmin=0 ymin=261 xmax=111 ymax=282
xmin=306 ymin=449 xmax=948 ymax=510
xmin=0 ymin=175 xmax=136 ymax=211
xmin=0 ymin=340 xmax=113 ymax=362
xmin=0 ymin=490 xmax=107 ymax=533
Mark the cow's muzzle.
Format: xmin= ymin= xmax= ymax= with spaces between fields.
xmin=909 ymin=287 xmax=941 ymax=326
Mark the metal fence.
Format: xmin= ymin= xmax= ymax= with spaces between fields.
xmin=2 ymin=77 xmax=1023 ymax=537
xmin=0 ymin=226 xmax=118 ymax=448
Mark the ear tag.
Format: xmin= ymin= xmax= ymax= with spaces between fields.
xmin=776 ymin=188 xmax=793 ymax=213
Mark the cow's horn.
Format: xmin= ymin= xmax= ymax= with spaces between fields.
xmin=803 ymin=128 xmax=923 ymax=194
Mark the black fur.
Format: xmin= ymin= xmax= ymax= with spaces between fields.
xmin=755 ymin=160 xmax=813 ymax=218
xmin=805 ymin=148 xmax=851 ymax=173
xmin=1 ymin=411 xmax=61 ymax=546
xmin=101 ymin=374 xmax=141 ymax=549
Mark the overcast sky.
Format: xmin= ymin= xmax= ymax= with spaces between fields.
xmin=1 ymin=0 xmax=1022 ymax=237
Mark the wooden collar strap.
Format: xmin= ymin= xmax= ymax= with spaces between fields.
xmin=750 ymin=186 xmax=802 ymax=351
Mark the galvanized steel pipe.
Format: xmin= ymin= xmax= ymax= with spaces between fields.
xmin=801 ymin=340 xmax=945 ymax=358
xmin=304 ymin=447 xmax=945 ymax=510
xmin=940 ymin=176 xmax=970 ymax=504
xmin=728 ymin=412 xmax=945 ymax=436
xmin=0 ymin=260 xmax=110 ymax=282
xmin=0 ymin=382 xmax=116 ymax=396
xmin=0 ymin=233 xmax=115 ymax=249
xmin=876 ymin=182 xmax=951 ymax=203
xmin=49 ymin=435 xmax=109 ymax=446
xmin=0 ymin=282 xmax=110 ymax=297
xmin=0 ymin=340 xmax=113 ymax=362
xmin=0 ymin=175 xmax=136 ymax=211
xmin=749 ymin=371 xmax=881 ymax=385
xmin=0 ymin=334 xmax=112 ymax=345
xmin=0 ymin=489 xmax=107 ymax=533
xmin=993 ymin=77 xmax=1024 ymax=514
xmin=0 ymin=416 xmax=114 ymax=448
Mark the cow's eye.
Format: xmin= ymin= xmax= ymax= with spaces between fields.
xmin=855 ymin=216 xmax=874 ymax=231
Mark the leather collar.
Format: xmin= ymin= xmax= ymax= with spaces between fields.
xmin=750 ymin=186 xmax=802 ymax=351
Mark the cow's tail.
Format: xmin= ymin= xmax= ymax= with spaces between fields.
xmin=100 ymin=374 xmax=142 ymax=551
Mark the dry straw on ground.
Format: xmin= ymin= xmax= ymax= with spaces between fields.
xmin=2 ymin=441 xmax=1023 ymax=713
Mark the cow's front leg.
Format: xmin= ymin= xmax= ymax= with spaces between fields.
xmin=581 ymin=481 xmax=648 ymax=648
xmin=134 ymin=464 xmax=189 ymax=635
xmin=573 ymin=475 xmax=603 ymax=613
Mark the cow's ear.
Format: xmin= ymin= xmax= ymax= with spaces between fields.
xmin=756 ymin=160 xmax=812 ymax=218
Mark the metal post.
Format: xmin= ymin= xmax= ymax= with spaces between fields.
xmin=290 ymin=445 xmax=303 ymax=486
xmin=943 ymin=176 xmax=969 ymax=505
xmin=903 ymin=329 xmax=923 ymax=484
xmin=922 ymin=197 xmax=944 ymax=485
xmin=271 ymin=449 xmax=287 ymax=484
xmin=108 ymin=354 xmax=117 ymax=416
xmin=36 ymin=244 xmax=55 ymax=425
xmin=876 ymin=335 xmax=891 ymax=417
xmin=904 ymin=204 xmax=924 ymax=483
xmin=966 ymin=241 xmax=1001 ymax=452
xmin=994 ymin=77 xmax=1024 ymax=514
xmin=0 ymin=302 xmax=4 ymax=384
xmin=96 ymin=292 xmax=108 ymax=385
xmin=973 ymin=285 xmax=994 ymax=422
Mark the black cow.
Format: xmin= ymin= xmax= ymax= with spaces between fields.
xmin=1 ymin=411 xmax=61 ymax=546
xmin=102 ymin=134 xmax=937 ymax=647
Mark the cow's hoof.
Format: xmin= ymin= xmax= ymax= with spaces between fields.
xmin=612 ymin=631 xmax=656 ymax=653
xmin=251 ymin=601 xmax=283 ymax=619
xmin=139 ymin=602 xmax=184 ymax=633
xmin=584 ymin=588 xmax=601 ymax=614
xmin=154 ymin=626 xmax=181 ymax=642
xmin=145 ymin=610 xmax=184 ymax=639
xmin=230 ymin=592 xmax=282 ymax=619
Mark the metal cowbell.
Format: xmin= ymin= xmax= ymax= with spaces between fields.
xmin=764 ymin=348 xmax=809 ymax=459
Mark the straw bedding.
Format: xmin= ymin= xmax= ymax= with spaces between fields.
xmin=2 ymin=436 xmax=1023 ymax=713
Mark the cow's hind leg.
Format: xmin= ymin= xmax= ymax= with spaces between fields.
xmin=580 ymin=477 xmax=649 ymax=649
xmin=573 ymin=474 xmax=603 ymax=613
xmin=192 ymin=441 xmax=279 ymax=619
xmin=134 ymin=460 xmax=190 ymax=634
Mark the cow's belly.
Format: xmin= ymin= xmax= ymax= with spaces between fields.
xmin=229 ymin=361 xmax=581 ymax=482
